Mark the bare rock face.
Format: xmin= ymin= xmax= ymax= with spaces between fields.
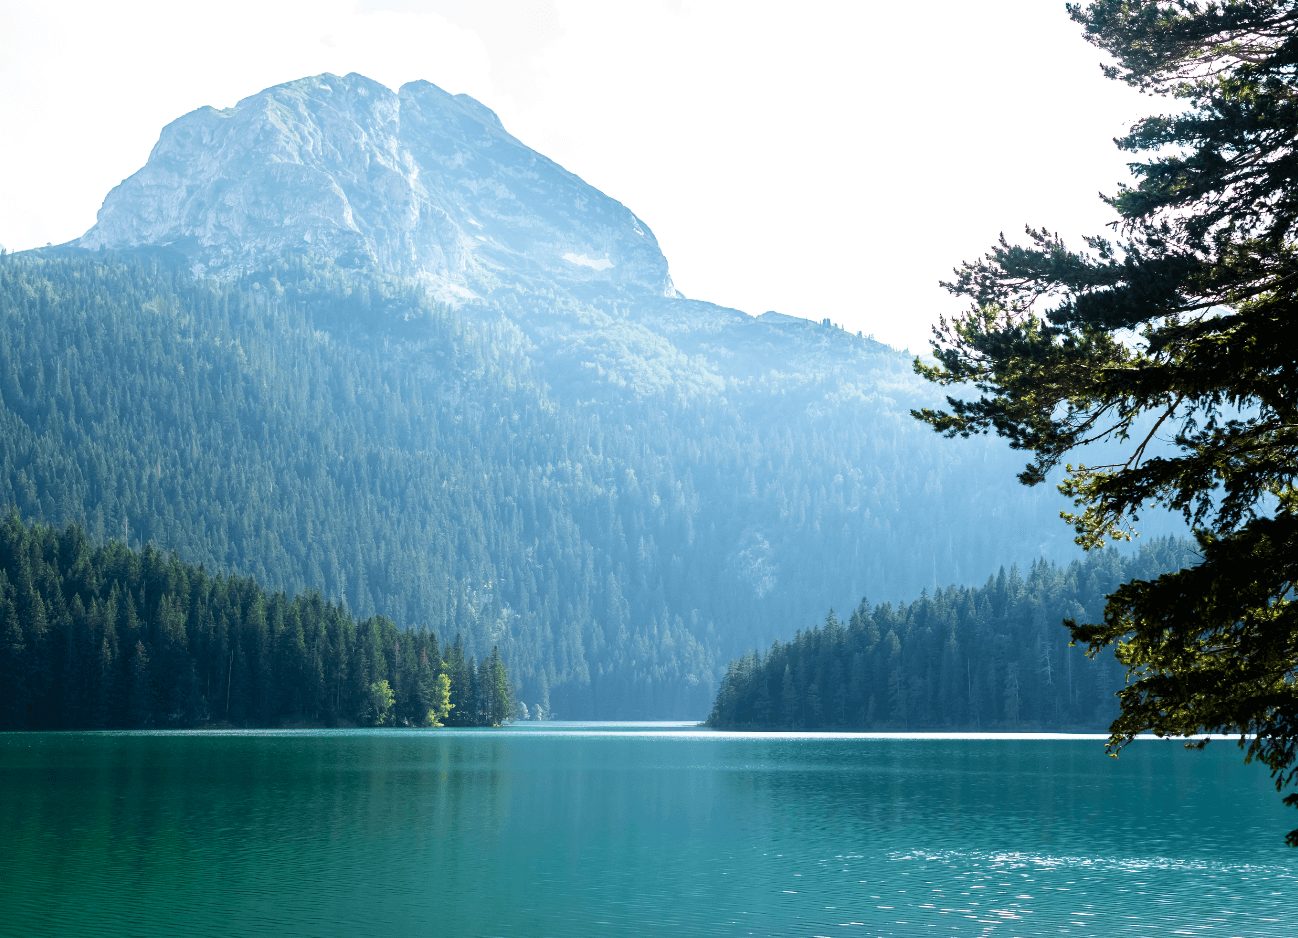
xmin=80 ymin=73 xmax=676 ymax=300
xmin=74 ymin=71 xmax=891 ymax=402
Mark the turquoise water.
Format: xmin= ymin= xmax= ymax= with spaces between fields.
xmin=1 ymin=724 xmax=1294 ymax=937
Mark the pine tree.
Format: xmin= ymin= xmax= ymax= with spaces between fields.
xmin=0 ymin=582 xmax=27 ymax=728
xmin=913 ymin=0 xmax=1298 ymax=844
xmin=779 ymin=664 xmax=797 ymax=729
xmin=467 ymin=659 xmax=481 ymax=726
xmin=128 ymin=640 xmax=154 ymax=728
xmin=447 ymin=635 xmax=471 ymax=726
xmin=485 ymin=646 xmax=513 ymax=726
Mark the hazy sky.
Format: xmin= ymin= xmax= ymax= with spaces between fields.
xmin=0 ymin=0 xmax=1157 ymax=351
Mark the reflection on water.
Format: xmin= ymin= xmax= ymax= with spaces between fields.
xmin=1 ymin=724 xmax=1293 ymax=937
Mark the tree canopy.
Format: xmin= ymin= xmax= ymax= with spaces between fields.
xmin=707 ymin=539 xmax=1196 ymax=732
xmin=0 ymin=513 xmax=514 ymax=730
xmin=914 ymin=0 xmax=1298 ymax=843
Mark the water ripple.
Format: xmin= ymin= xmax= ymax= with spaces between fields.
xmin=1 ymin=728 xmax=1293 ymax=937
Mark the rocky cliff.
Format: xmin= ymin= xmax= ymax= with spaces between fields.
xmin=81 ymin=73 xmax=676 ymax=303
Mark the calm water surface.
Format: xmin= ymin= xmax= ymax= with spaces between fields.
xmin=1 ymin=724 xmax=1293 ymax=937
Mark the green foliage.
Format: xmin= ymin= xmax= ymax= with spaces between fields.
xmin=1072 ymin=508 xmax=1298 ymax=806
xmin=365 ymin=680 xmax=395 ymax=726
xmin=0 ymin=514 xmax=511 ymax=729
xmin=0 ymin=250 xmax=1117 ymax=719
xmin=708 ymin=539 xmax=1198 ymax=731
xmin=913 ymin=0 xmax=1298 ymax=842
xmin=481 ymin=646 xmax=515 ymax=726
xmin=426 ymin=672 xmax=452 ymax=726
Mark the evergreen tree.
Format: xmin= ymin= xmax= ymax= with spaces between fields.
xmin=467 ymin=660 xmax=481 ymax=727
xmin=127 ymin=640 xmax=154 ymax=728
xmin=913 ymin=0 xmax=1298 ymax=843
xmin=0 ymin=578 xmax=28 ymax=728
xmin=484 ymin=646 xmax=513 ymax=726
xmin=779 ymin=664 xmax=797 ymax=729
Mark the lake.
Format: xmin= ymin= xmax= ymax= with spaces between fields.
xmin=1 ymin=724 xmax=1294 ymax=937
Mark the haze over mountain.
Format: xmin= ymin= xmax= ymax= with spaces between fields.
xmin=1 ymin=73 xmax=1170 ymax=720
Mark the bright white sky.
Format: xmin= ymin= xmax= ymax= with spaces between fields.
xmin=0 ymin=0 xmax=1158 ymax=352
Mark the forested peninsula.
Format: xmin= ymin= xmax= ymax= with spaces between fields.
xmin=0 ymin=515 xmax=514 ymax=730
xmin=707 ymin=538 xmax=1198 ymax=732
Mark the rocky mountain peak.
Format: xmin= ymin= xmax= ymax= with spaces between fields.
xmin=80 ymin=72 xmax=676 ymax=301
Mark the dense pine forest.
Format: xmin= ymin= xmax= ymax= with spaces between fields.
xmin=706 ymin=538 xmax=1200 ymax=731
xmin=0 ymin=252 xmax=716 ymax=718
xmin=0 ymin=251 xmax=1185 ymax=718
xmin=0 ymin=514 xmax=513 ymax=729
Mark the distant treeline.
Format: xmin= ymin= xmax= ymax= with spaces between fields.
xmin=0 ymin=514 xmax=514 ymax=729
xmin=707 ymin=538 xmax=1200 ymax=731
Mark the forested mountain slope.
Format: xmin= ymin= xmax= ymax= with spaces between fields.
xmin=707 ymin=538 xmax=1200 ymax=732
xmin=2 ymin=73 xmax=1185 ymax=718
xmin=0 ymin=255 xmax=719 ymax=718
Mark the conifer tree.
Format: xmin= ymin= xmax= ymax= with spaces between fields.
xmin=779 ymin=664 xmax=796 ymax=729
xmin=128 ymin=640 xmax=153 ymax=728
xmin=0 ymin=581 xmax=27 ymax=728
xmin=484 ymin=646 xmax=513 ymax=726
xmin=913 ymin=0 xmax=1298 ymax=842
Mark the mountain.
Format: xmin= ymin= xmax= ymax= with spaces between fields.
xmin=73 ymin=72 xmax=886 ymax=400
xmin=80 ymin=73 xmax=674 ymax=300
xmin=2 ymin=73 xmax=1179 ymax=720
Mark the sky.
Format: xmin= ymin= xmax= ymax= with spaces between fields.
xmin=0 ymin=0 xmax=1159 ymax=352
